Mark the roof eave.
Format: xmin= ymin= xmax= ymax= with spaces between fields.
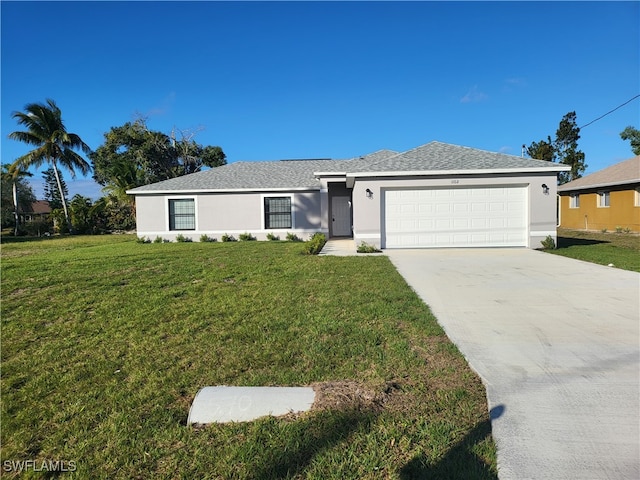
xmin=127 ymin=186 xmax=321 ymax=195
xmin=348 ymin=166 xmax=570 ymax=178
xmin=558 ymin=178 xmax=640 ymax=193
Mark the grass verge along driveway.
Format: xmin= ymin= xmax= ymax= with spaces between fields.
xmin=548 ymin=228 xmax=639 ymax=272
xmin=1 ymin=236 xmax=496 ymax=479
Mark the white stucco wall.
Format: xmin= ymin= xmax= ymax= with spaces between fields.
xmin=351 ymin=172 xmax=559 ymax=249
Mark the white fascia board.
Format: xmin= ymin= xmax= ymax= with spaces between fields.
xmin=558 ymin=178 xmax=640 ymax=193
xmin=347 ymin=166 xmax=571 ymax=179
xmin=313 ymin=171 xmax=348 ymax=178
xmin=344 ymin=167 xmax=570 ymax=188
xmin=127 ymin=186 xmax=320 ymax=195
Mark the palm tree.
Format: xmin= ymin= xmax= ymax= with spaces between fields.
xmin=1 ymin=163 xmax=33 ymax=235
xmin=8 ymin=99 xmax=91 ymax=233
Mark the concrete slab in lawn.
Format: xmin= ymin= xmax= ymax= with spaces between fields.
xmin=187 ymin=386 xmax=315 ymax=424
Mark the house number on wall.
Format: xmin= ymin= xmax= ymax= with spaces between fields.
xmin=451 ymin=179 xmax=460 ymax=184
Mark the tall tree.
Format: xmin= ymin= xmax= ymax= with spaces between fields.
xmin=554 ymin=111 xmax=586 ymax=184
xmin=8 ymin=99 xmax=91 ymax=233
xmin=42 ymin=167 xmax=69 ymax=210
xmin=527 ymin=111 xmax=586 ymax=184
xmin=526 ymin=136 xmax=555 ymax=162
xmin=620 ymin=126 xmax=640 ymax=155
xmin=90 ymin=119 xmax=226 ymax=190
xmin=1 ymin=163 xmax=34 ymax=234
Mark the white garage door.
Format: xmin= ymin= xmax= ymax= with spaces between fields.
xmin=384 ymin=186 xmax=527 ymax=248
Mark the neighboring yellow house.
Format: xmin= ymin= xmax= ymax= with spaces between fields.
xmin=558 ymin=156 xmax=640 ymax=232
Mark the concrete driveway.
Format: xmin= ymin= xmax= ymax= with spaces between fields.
xmin=386 ymin=248 xmax=639 ymax=480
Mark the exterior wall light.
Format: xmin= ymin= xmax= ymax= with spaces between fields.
xmin=542 ymin=184 xmax=549 ymax=195
xmin=365 ymin=188 xmax=373 ymax=198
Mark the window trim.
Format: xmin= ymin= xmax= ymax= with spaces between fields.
xmin=261 ymin=194 xmax=295 ymax=230
xmin=569 ymin=193 xmax=580 ymax=209
xmin=597 ymin=191 xmax=610 ymax=208
xmin=635 ymin=187 xmax=640 ymax=207
xmin=166 ymin=196 xmax=197 ymax=231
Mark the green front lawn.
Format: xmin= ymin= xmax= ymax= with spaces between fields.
xmin=546 ymin=228 xmax=640 ymax=272
xmin=1 ymin=236 xmax=496 ymax=479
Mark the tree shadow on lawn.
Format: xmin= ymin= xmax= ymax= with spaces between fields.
xmin=556 ymin=236 xmax=609 ymax=248
xmin=399 ymin=405 xmax=504 ymax=480
xmin=247 ymin=408 xmax=378 ymax=479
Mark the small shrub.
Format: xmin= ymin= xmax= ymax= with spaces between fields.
xmin=540 ymin=235 xmax=556 ymax=250
xmin=286 ymin=232 xmax=302 ymax=242
xmin=136 ymin=236 xmax=151 ymax=244
xmin=357 ymin=242 xmax=381 ymax=253
xmin=163 ymin=238 xmax=172 ymax=243
xmin=601 ymin=228 xmax=608 ymax=234
xmin=175 ymin=234 xmax=193 ymax=243
xmin=623 ymin=227 xmax=631 ymax=234
xmin=615 ymin=226 xmax=623 ymax=233
xmin=304 ymin=232 xmax=327 ymax=255
xmin=266 ymin=232 xmax=280 ymax=241
xmin=200 ymin=234 xmax=217 ymax=243
xmin=221 ymin=233 xmax=236 ymax=242
xmin=239 ymin=232 xmax=256 ymax=241
xmin=153 ymin=236 xmax=164 ymax=244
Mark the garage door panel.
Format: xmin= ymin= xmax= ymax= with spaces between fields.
xmin=384 ymin=186 xmax=527 ymax=248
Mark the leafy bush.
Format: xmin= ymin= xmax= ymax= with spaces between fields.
xmin=136 ymin=236 xmax=151 ymax=244
xmin=303 ymin=232 xmax=327 ymax=255
xmin=540 ymin=235 xmax=556 ymax=250
xmin=615 ymin=226 xmax=623 ymax=233
xmin=286 ymin=232 xmax=302 ymax=242
xmin=238 ymin=232 xmax=256 ymax=241
xmin=175 ymin=234 xmax=193 ymax=243
xmin=221 ymin=233 xmax=236 ymax=242
xmin=357 ymin=242 xmax=381 ymax=253
xmin=623 ymin=227 xmax=631 ymax=234
xmin=266 ymin=232 xmax=280 ymax=241
xmin=199 ymin=234 xmax=217 ymax=243
xmin=153 ymin=236 xmax=164 ymax=244
xmin=22 ymin=220 xmax=52 ymax=237
xmin=601 ymin=228 xmax=608 ymax=233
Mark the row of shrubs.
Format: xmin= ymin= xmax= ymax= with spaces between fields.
xmin=136 ymin=232 xmax=327 ymax=254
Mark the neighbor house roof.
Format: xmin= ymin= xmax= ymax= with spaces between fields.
xmin=558 ymin=156 xmax=640 ymax=193
xmin=21 ymin=200 xmax=51 ymax=214
xmin=127 ymin=141 xmax=568 ymax=195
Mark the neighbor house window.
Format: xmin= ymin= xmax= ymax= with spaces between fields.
xmin=169 ymin=199 xmax=195 ymax=230
xmin=635 ymin=187 xmax=640 ymax=207
xmin=264 ymin=197 xmax=292 ymax=229
xmin=597 ymin=191 xmax=610 ymax=208
xmin=570 ymin=194 xmax=580 ymax=208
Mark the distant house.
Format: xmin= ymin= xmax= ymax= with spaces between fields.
xmin=558 ymin=156 xmax=640 ymax=232
xmin=127 ymin=141 xmax=569 ymax=249
xmin=20 ymin=200 xmax=51 ymax=223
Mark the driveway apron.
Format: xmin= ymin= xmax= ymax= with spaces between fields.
xmin=386 ymin=248 xmax=639 ymax=480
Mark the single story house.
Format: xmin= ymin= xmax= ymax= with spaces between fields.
xmin=127 ymin=141 xmax=570 ymax=249
xmin=19 ymin=200 xmax=51 ymax=223
xmin=558 ymin=155 xmax=640 ymax=232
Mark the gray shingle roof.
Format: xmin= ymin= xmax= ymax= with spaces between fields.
xmin=354 ymin=141 xmax=566 ymax=173
xmin=128 ymin=142 xmax=566 ymax=194
xmin=558 ymin=156 xmax=640 ymax=192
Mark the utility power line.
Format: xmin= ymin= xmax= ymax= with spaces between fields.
xmin=580 ymin=94 xmax=640 ymax=129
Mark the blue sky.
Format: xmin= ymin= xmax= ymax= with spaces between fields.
xmin=2 ymin=1 xmax=638 ymax=200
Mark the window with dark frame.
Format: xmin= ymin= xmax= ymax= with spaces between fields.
xmin=264 ymin=197 xmax=292 ymax=229
xmin=169 ymin=199 xmax=196 ymax=230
